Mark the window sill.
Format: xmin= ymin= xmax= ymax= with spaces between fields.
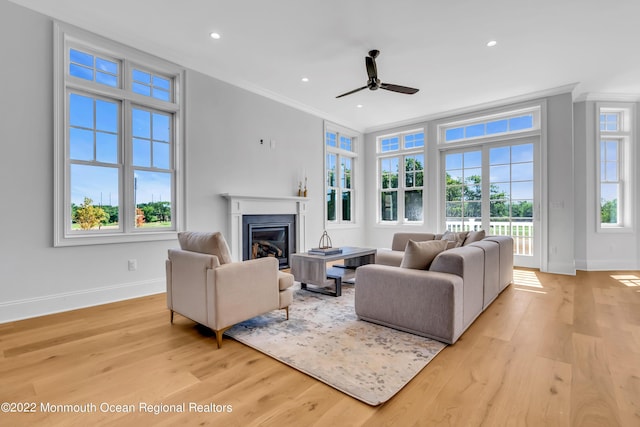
xmin=375 ymin=222 xmax=424 ymax=228
xmin=325 ymin=223 xmax=359 ymax=231
xmin=596 ymin=225 xmax=634 ymax=234
xmin=54 ymin=230 xmax=178 ymax=247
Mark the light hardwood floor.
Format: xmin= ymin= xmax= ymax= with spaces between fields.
xmin=1 ymin=269 xmax=639 ymax=426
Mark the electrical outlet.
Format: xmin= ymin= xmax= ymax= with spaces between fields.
xmin=128 ymin=259 xmax=137 ymax=271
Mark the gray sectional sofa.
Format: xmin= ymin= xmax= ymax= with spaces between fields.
xmin=355 ymin=232 xmax=513 ymax=344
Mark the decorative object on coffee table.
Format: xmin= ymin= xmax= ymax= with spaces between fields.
xmin=308 ymin=230 xmax=342 ymax=255
xmin=318 ymin=229 xmax=332 ymax=248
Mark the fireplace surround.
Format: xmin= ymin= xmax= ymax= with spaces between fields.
xmin=222 ymin=194 xmax=309 ymax=265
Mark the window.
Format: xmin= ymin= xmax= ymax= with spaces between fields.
xmin=444 ymin=150 xmax=482 ymax=230
xmin=596 ymin=104 xmax=634 ymax=230
xmin=439 ymin=107 xmax=540 ymax=144
xmin=438 ymin=104 xmax=543 ymax=268
xmin=54 ymin=23 xmax=184 ymax=246
xmin=377 ymin=130 xmax=425 ymax=223
xmin=325 ymin=123 xmax=357 ymax=224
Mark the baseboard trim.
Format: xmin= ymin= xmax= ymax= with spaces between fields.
xmin=545 ymin=261 xmax=577 ymax=276
xmin=575 ymin=259 xmax=639 ymax=271
xmin=0 ymin=278 xmax=165 ymax=324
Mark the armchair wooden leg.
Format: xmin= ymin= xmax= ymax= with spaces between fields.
xmin=170 ymin=310 xmax=174 ymax=324
xmin=284 ymin=306 xmax=289 ymax=320
xmin=214 ymin=326 xmax=233 ymax=349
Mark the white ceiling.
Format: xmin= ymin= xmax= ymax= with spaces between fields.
xmin=10 ymin=0 xmax=640 ymax=132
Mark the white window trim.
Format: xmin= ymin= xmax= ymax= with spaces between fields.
xmin=433 ymin=100 xmax=548 ymax=271
xmin=437 ymin=106 xmax=541 ymax=146
xmin=376 ymin=129 xmax=425 ymax=225
xmin=595 ymin=102 xmax=635 ymax=233
xmin=54 ymin=22 xmax=185 ymax=246
xmin=324 ymin=122 xmax=358 ymax=227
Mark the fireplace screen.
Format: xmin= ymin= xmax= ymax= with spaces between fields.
xmin=242 ymin=214 xmax=295 ymax=269
xmin=251 ymin=226 xmax=287 ymax=259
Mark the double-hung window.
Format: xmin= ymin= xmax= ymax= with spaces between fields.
xmin=377 ymin=130 xmax=425 ymax=223
xmin=54 ymin=23 xmax=184 ymax=246
xmin=325 ymin=123 xmax=357 ymax=224
xmin=596 ymin=104 xmax=634 ymax=231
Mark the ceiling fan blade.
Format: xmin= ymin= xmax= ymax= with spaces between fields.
xmin=336 ymin=50 xmax=420 ymax=99
xmin=380 ymin=83 xmax=419 ymax=95
xmin=365 ymin=56 xmax=377 ymax=80
xmin=335 ymin=86 xmax=368 ymax=98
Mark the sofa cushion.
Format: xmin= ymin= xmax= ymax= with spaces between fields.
xmin=445 ymin=240 xmax=458 ymax=250
xmin=391 ymin=232 xmax=436 ymax=251
xmin=400 ymin=240 xmax=449 ymax=270
xmin=440 ymin=230 xmax=469 ymax=248
xmin=463 ymin=229 xmax=486 ymax=246
xmin=375 ymin=249 xmax=405 ymax=267
xmin=178 ymin=231 xmax=233 ymax=264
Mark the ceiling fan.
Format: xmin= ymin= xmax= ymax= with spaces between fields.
xmin=336 ymin=49 xmax=419 ymax=98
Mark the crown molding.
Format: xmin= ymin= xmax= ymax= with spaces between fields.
xmin=573 ymin=92 xmax=640 ymax=103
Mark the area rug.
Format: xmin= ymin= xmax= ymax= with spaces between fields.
xmin=225 ymin=285 xmax=446 ymax=406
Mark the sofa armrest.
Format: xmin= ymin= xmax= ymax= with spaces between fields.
xmin=355 ymin=264 xmax=463 ymax=344
xmin=211 ymin=257 xmax=279 ymax=328
xmin=484 ymin=236 xmax=514 ymax=290
xmin=430 ymin=246 xmax=485 ymax=280
xmin=430 ymin=246 xmax=484 ymax=328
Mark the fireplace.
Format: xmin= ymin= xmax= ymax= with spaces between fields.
xmin=223 ymin=193 xmax=308 ymax=265
xmin=242 ymin=214 xmax=296 ymax=269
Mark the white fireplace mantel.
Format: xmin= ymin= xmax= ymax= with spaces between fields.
xmin=221 ymin=193 xmax=310 ymax=262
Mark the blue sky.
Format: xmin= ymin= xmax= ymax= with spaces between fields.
xmin=69 ymin=93 xmax=171 ymax=207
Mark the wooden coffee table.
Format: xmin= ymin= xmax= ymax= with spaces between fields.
xmin=290 ymin=246 xmax=376 ymax=296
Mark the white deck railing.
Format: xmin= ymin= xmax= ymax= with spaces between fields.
xmin=446 ymin=220 xmax=533 ymax=256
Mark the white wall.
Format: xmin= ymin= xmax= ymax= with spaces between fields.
xmin=184 ymin=70 xmax=323 ymax=236
xmin=545 ymin=93 xmax=576 ymax=274
xmin=0 ymin=1 xmax=363 ymax=322
xmin=0 ymin=1 xmax=172 ymax=321
xmin=573 ymin=100 xmax=640 ymax=270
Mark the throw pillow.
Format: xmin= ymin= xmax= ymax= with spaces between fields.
xmin=445 ymin=240 xmax=458 ymax=250
xmin=400 ymin=240 xmax=449 ymax=270
xmin=178 ymin=231 xmax=233 ymax=264
xmin=463 ymin=229 xmax=486 ymax=246
xmin=440 ymin=230 xmax=469 ymax=248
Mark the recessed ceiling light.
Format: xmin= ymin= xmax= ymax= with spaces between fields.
xmin=301 ymin=77 xmax=309 ymax=82
xmin=487 ymin=40 xmax=497 ymax=47
xmin=356 ymin=104 xmax=363 ymax=108
xmin=210 ymin=32 xmax=221 ymax=40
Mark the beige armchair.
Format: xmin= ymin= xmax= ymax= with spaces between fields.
xmin=166 ymin=231 xmax=294 ymax=348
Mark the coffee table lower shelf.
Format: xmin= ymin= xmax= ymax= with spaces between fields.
xmin=299 ymin=266 xmax=356 ymax=297
xmin=291 ymin=247 xmax=376 ymax=297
